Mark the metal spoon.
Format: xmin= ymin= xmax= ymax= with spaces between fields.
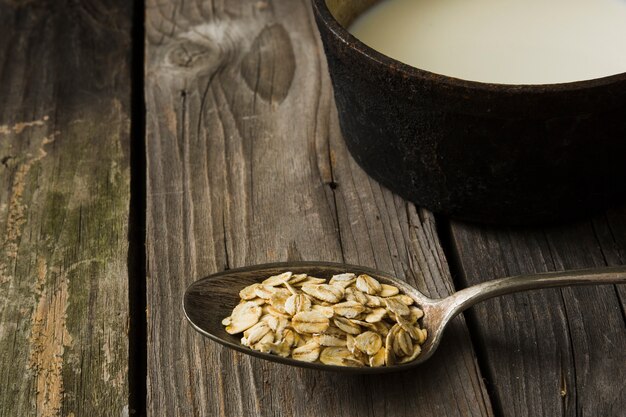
xmin=183 ymin=261 xmax=626 ymax=374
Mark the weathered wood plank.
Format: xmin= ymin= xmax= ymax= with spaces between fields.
xmin=0 ymin=1 xmax=132 ymax=416
xmin=145 ymin=0 xmax=493 ymax=416
xmin=449 ymin=208 xmax=626 ymax=417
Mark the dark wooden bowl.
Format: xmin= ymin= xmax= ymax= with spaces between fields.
xmin=312 ymin=0 xmax=626 ymax=225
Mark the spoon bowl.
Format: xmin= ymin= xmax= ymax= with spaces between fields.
xmin=183 ymin=261 xmax=626 ymax=373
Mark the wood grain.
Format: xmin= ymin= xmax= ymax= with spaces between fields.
xmin=145 ymin=0 xmax=493 ymax=415
xmin=0 ymin=1 xmax=132 ymax=416
xmin=448 ymin=209 xmax=626 ymax=417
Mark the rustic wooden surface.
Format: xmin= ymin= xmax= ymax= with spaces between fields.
xmin=448 ymin=211 xmax=626 ymax=417
xmin=0 ymin=1 xmax=132 ymax=416
xmin=2 ymin=0 xmax=624 ymax=416
xmin=145 ymin=0 xmax=492 ymax=416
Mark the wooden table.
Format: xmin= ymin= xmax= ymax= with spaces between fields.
xmin=1 ymin=1 xmax=624 ymax=416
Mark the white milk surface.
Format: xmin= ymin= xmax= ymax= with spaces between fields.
xmin=349 ymin=0 xmax=626 ymax=84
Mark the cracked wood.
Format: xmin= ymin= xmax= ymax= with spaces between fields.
xmin=448 ymin=211 xmax=626 ymax=417
xmin=145 ymin=0 xmax=493 ymax=416
xmin=0 ymin=1 xmax=132 ymax=416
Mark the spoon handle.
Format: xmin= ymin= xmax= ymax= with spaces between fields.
xmin=445 ymin=266 xmax=626 ymax=318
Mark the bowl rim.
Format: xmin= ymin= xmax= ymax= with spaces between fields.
xmin=311 ymin=0 xmax=626 ymax=94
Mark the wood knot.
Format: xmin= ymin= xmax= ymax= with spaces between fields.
xmin=241 ymin=23 xmax=295 ymax=104
xmin=160 ymin=20 xmax=252 ymax=77
xmin=165 ymin=40 xmax=219 ymax=70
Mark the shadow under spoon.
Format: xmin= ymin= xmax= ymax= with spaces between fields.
xmin=183 ymin=262 xmax=626 ymax=374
